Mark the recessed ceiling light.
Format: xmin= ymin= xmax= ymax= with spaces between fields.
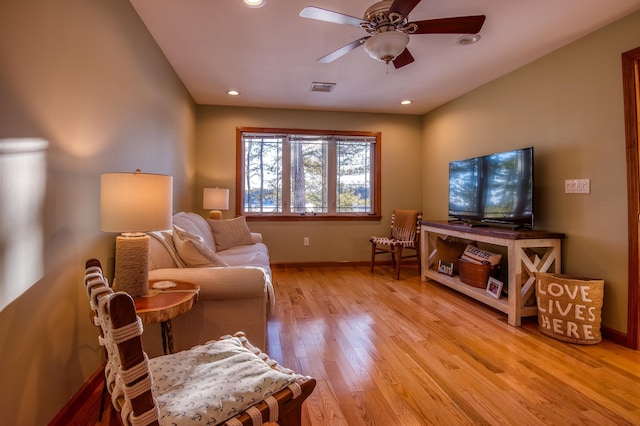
xmin=400 ymin=99 xmax=412 ymax=105
xmin=457 ymin=34 xmax=481 ymax=46
xmin=227 ymin=90 xmax=240 ymax=96
xmin=243 ymin=0 xmax=265 ymax=8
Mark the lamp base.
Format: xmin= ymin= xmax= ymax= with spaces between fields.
xmin=209 ymin=210 xmax=223 ymax=220
xmin=114 ymin=234 xmax=149 ymax=297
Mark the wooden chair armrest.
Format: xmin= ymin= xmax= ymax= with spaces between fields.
xmin=229 ymin=377 xmax=317 ymax=426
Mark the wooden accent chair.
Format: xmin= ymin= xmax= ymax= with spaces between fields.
xmin=370 ymin=210 xmax=422 ymax=279
xmin=84 ymin=259 xmax=316 ymax=426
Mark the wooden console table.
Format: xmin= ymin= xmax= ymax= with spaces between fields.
xmin=133 ymin=280 xmax=199 ymax=354
xmin=420 ymin=220 xmax=565 ymax=326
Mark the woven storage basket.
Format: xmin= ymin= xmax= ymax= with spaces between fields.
xmin=536 ymin=272 xmax=604 ymax=344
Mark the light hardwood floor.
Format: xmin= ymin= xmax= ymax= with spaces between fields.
xmin=267 ymin=265 xmax=640 ymax=426
xmin=87 ymin=264 xmax=640 ymax=425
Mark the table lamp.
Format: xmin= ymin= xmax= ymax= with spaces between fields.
xmin=100 ymin=170 xmax=172 ymax=297
xmin=203 ymin=187 xmax=229 ymax=220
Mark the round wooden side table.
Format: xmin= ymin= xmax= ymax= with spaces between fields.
xmin=133 ymin=280 xmax=199 ymax=354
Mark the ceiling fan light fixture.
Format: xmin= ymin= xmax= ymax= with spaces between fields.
xmin=243 ymin=0 xmax=265 ymax=8
xmin=364 ymin=31 xmax=409 ymax=64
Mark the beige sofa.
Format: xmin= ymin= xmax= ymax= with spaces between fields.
xmin=142 ymin=212 xmax=273 ymax=357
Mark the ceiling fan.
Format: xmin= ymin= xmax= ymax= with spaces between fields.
xmin=300 ymin=0 xmax=486 ymax=69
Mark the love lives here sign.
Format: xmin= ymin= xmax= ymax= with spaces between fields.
xmin=536 ymin=273 xmax=604 ymax=344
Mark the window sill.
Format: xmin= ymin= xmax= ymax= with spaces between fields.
xmin=244 ymin=214 xmax=381 ymax=222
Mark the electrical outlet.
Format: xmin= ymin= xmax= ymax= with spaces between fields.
xmin=303 ymin=237 xmax=309 ymax=246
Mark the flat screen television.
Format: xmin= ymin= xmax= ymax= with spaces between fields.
xmin=448 ymin=147 xmax=534 ymax=229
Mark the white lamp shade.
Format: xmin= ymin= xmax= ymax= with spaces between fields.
xmin=203 ymin=187 xmax=229 ymax=210
xmin=364 ymin=31 xmax=410 ymax=63
xmin=100 ymin=171 xmax=173 ymax=232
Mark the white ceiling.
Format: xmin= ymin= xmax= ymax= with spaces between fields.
xmin=129 ymin=0 xmax=640 ymax=115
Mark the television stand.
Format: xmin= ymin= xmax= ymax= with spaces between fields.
xmin=420 ymin=220 xmax=565 ymax=326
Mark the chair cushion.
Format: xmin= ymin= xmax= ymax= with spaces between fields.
xmin=207 ymin=216 xmax=255 ymax=251
xmin=217 ymin=243 xmax=270 ymax=268
xmin=173 ymin=225 xmax=229 ymax=267
xmin=150 ymin=336 xmax=304 ymax=425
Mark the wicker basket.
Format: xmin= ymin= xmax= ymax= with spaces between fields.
xmin=536 ymin=272 xmax=604 ymax=345
xmin=457 ymin=256 xmax=499 ymax=288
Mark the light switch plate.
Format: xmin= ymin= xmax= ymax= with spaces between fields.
xmin=565 ymin=179 xmax=590 ymax=194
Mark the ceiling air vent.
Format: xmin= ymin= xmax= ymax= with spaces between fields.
xmin=310 ymin=82 xmax=336 ymax=93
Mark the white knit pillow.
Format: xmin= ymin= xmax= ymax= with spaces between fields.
xmin=172 ymin=225 xmax=228 ymax=267
xmin=207 ymin=216 xmax=255 ymax=251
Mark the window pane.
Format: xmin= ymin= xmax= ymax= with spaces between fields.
xmin=337 ymin=141 xmax=372 ymax=213
xmin=244 ymin=136 xmax=283 ymax=213
xmin=239 ymin=128 xmax=380 ymax=218
xmin=291 ymin=138 xmax=327 ymax=213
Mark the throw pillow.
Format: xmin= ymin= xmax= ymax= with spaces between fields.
xmin=172 ymin=225 xmax=229 ymax=267
xmin=207 ymin=216 xmax=255 ymax=251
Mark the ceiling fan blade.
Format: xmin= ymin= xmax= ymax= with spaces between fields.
xmin=318 ymin=37 xmax=370 ymax=63
xmin=412 ymin=15 xmax=486 ymax=34
xmin=393 ymin=48 xmax=415 ymax=69
xmin=388 ymin=0 xmax=421 ymax=18
xmin=300 ymin=6 xmax=364 ymax=28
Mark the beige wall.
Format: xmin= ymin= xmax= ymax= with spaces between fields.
xmin=0 ymin=0 xmax=195 ymax=424
xmin=422 ymin=10 xmax=640 ymax=333
xmin=195 ymin=106 xmax=423 ymax=263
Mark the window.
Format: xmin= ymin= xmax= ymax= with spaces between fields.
xmin=237 ymin=127 xmax=381 ymax=220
